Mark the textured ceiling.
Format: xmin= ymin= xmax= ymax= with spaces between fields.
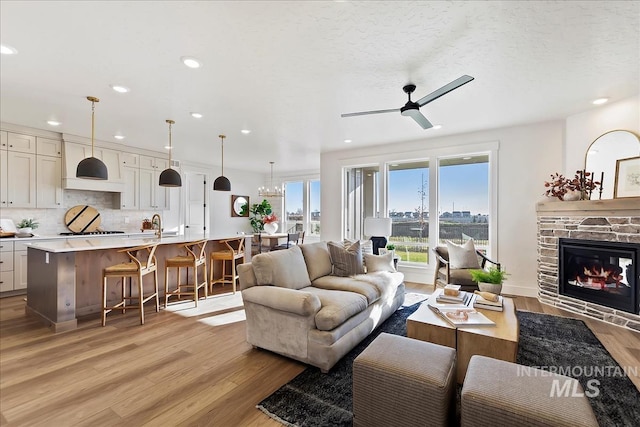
xmin=1 ymin=1 xmax=638 ymax=174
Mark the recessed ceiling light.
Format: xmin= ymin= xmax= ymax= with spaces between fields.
xmin=432 ymin=124 xmax=442 ymax=130
xmin=181 ymin=56 xmax=201 ymax=68
xmin=46 ymin=120 xmax=61 ymax=126
xmin=190 ymin=112 xmax=203 ymax=118
xmin=164 ymin=145 xmax=172 ymax=150
xmin=344 ymin=139 xmax=352 ymax=143
xmin=592 ymin=98 xmax=608 ymax=105
xmin=241 ymin=129 xmax=251 ymax=134
xmin=114 ymin=135 xmax=125 ymax=140
xmin=0 ymin=44 xmax=18 ymax=55
xmin=391 ymin=164 xmax=399 ymax=167
xmin=463 ymin=156 xmax=472 ymax=160
xmin=110 ymin=85 xmax=130 ymax=93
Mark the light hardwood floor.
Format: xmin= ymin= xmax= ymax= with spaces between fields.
xmin=1 ymin=284 xmax=638 ymax=426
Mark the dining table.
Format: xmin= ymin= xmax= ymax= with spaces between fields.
xmin=258 ymin=232 xmax=288 ymax=251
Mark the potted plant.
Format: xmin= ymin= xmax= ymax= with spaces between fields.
xmin=386 ymin=243 xmax=396 ymax=258
xmin=249 ymin=199 xmax=273 ymax=233
xmin=469 ymin=266 xmax=508 ymax=294
xmin=17 ymin=218 xmax=39 ymax=234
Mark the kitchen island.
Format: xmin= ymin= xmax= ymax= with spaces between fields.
xmin=25 ymin=232 xmax=252 ymax=332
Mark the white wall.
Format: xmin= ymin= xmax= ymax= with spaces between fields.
xmin=565 ymin=95 xmax=640 ymax=173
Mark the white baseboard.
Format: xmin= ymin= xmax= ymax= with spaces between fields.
xmin=501 ymin=284 xmax=538 ymax=298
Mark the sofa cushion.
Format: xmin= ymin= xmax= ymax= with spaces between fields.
xmin=446 ymin=239 xmax=480 ymax=269
xmin=312 ymin=275 xmax=380 ymax=304
xmin=300 ymin=241 xmax=333 ymax=281
xmin=328 ymin=240 xmax=365 ymax=277
xmin=305 ymin=287 xmax=368 ymax=331
xmin=363 ymin=252 xmax=396 ymax=273
xmin=252 ymin=245 xmax=311 ymax=289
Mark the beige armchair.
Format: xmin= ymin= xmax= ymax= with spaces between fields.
xmin=432 ymin=246 xmax=500 ymax=292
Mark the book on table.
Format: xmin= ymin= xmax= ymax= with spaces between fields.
xmin=428 ymin=302 xmax=495 ymax=327
xmin=436 ymin=290 xmax=471 ymax=304
xmin=473 ymin=294 xmax=504 ymax=312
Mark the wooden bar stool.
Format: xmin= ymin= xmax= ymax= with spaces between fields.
xmin=164 ymin=239 xmax=208 ymax=307
xmin=209 ymin=237 xmax=245 ymax=294
xmin=102 ymin=243 xmax=160 ymax=326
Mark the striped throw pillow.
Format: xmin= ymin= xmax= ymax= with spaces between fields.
xmin=328 ymin=240 xmax=365 ymax=277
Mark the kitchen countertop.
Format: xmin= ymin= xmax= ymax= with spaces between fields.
xmin=23 ymin=231 xmax=252 ymax=253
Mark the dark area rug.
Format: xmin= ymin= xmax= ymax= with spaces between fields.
xmin=258 ymin=299 xmax=640 ymax=427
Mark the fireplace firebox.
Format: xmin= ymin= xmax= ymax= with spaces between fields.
xmin=559 ymin=238 xmax=639 ymax=314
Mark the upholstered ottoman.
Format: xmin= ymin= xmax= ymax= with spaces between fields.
xmin=352 ymin=332 xmax=457 ymax=427
xmin=461 ymin=355 xmax=599 ymax=427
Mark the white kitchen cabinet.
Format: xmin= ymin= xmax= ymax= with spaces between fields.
xmin=14 ymin=242 xmax=28 ymax=290
xmin=36 ymin=137 xmax=62 ymax=157
xmin=121 ymin=152 xmax=140 ymax=168
xmin=5 ymin=150 xmax=37 ymax=208
xmin=0 ymin=146 xmax=6 ymax=208
xmin=36 ymin=155 xmax=63 ymax=208
xmin=140 ymin=167 xmax=169 ymax=210
xmin=0 ymin=242 xmax=14 ymax=293
xmin=7 ymin=132 xmax=36 ymax=154
xmin=120 ymin=166 xmax=140 ymax=210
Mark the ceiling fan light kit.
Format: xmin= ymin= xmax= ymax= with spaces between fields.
xmin=76 ymin=96 xmax=109 ymax=180
xmin=159 ymin=119 xmax=182 ymax=187
xmin=213 ymin=134 xmax=231 ymax=191
xmin=341 ymin=75 xmax=474 ymax=129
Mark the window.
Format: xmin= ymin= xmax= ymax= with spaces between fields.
xmin=344 ymin=166 xmax=379 ymax=240
xmin=387 ymin=161 xmax=429 ymax=264
xmin=438 ymin=155 xmax=490 ymax=254
xmin=284 ymin=179 xmax=321 ymax=240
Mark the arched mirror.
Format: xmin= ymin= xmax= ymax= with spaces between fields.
xmin=584 ymin=130 xmax=640 ymax=199
xmin=231 ymin=195 xmax=249 ymax=217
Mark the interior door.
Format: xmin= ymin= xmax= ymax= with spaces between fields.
xmin=186 ymin=172 xmax=206 ymax=232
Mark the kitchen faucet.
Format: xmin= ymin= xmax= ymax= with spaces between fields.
xmin=151 ymin=213 xmax=162 ymax=238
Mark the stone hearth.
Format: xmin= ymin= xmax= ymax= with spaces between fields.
xmin=536 ymin=198 xmax=640 ymax=331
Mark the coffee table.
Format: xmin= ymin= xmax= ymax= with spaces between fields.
xmin=407 ymin=289 xmax=519 ymax=383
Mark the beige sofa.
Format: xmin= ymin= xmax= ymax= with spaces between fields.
xmin=237 ymin=241 xmax=405 ymax=372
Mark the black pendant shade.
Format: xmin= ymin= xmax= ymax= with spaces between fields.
xmin=159 ymin=168 xmax=182 ymax=187
xmin=77 ymin=96 xmax=108 ymax=180
xmin=213 ymin=134 xmax=231 ymax=191
xmin=213 ymin=175 xmax=231 ymax=191
xmin=159 ymin=119 xmax=182 ymax=187
xmin=77 ymin=156 xmax=108 ymax=180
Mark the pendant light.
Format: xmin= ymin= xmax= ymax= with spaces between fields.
xmin=158 ymin=119 xmax=182 ymax=187
xmin=258 ymin=161 xmax=284 ymax=198
xmin=76 ymin=96 xmax=108 ymax=180
xmin=213 ymin=134 xmax=231 ymax=191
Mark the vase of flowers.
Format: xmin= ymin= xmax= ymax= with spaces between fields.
xmin=543 ymin=170 xmax=601 ymax=201
xmin=263 ymin=213 xmax=279 ymax=235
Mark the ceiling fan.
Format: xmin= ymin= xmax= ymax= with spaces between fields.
xmin=341 ymin=75 xmax=474 ymax=129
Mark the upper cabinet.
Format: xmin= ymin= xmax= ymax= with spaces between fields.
xmin=1 ymin=131 xmax=37 ymax=208
xmin=37 ymin=137 xmax=62 ymax=157
xmin=6 ymin=133 xmax=36 ymax=154
xmin=62 ymin=141 xmax=124 ymax=192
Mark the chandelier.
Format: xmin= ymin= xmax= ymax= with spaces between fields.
xmin=258 ymin=161 xmax=284 ymax=198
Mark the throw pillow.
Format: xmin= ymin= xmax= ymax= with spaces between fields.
xmin=328 ymin=240 xmax=365 ymax=277
xmin=446 ymin=239 xmax=480 ymax=269
xmin=363 ymin=252 xmax=396 ymax=273
xmin=299 ymin=241 xmax=333 ymax=281
xmin=252 ymin=245 xmax=312 ymax=289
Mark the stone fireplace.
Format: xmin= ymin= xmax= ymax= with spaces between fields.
xmin=537 ymin=198 xmax=640 ymax=331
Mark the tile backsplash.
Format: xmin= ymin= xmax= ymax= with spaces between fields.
xmin=0 ymin=190 xmax=164 ymax=235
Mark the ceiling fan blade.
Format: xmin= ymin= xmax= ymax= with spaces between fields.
xmin=417 ymin=75 xmax=474 ymax=107
xmin=341 ymin=108 xmax=400 ymax=118
xmin=402 ymin=108 xmax=433 ymax=129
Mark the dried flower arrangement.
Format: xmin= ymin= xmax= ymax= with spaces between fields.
xmin=544 ymin=170 xmax=602 ymax=200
